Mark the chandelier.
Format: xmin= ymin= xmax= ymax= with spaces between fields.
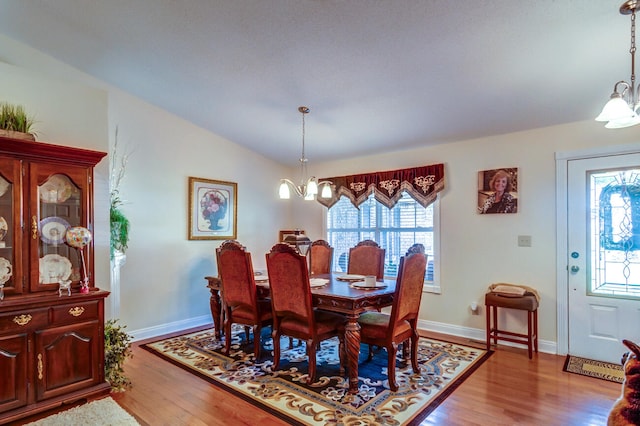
xmin=278 ymin=106 xmax=332 ymax=200
xmin=596 ymin=0 xmax=640 ymax=128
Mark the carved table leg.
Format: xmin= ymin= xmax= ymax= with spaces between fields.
xmin=207 ymin=284 xmax=223 ymax=339
xmin=345 ymin=313 xmax=361 ymax=394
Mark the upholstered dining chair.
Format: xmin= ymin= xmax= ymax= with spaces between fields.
xmin=357 ymin=249 xmax=428 ymax=391
xmin=265 ymin=243 xmax=345 ymax=384
xmin=216 ymin=240 xmax=273 ymax=359
xmin=309 ymin=239 xmax=334 ymax=275
xmin=347 ymin=239 xmax=385 ymax=279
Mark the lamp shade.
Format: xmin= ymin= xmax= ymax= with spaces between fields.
xmin=605 ymin=114 xmax=640 ymax=128
xmin=596 ymin=94 xmax=636 ymax=122
xmin=279 ymin=181 xmax=291 ymax=199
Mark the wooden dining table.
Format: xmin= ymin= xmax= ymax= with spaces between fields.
xmin=205 ymin=273 xmax=396 ymax=394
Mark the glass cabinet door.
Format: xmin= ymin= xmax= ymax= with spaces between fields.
xmin=30 ymin=163 xmax=91 ymax=293
xmin=0 ymin=157 xmax=22 ymax=298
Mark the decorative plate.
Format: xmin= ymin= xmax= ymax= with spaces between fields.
xmin=350 ymin=281 xmax=387 ymax=289
xmin=309 ymin=278 xmax=329 ymax=287
xmin=39 ymin=175 xmax=73 ymax=203
xmin=0 ymin=257 xmax=12 ymax=284
xmin=39 ymin=216 xmax=70 ymax=245
xmin=336 ymin=274 xmax=366 ymax=282
xmin=0 ymin=216 xmax=7 ymax=241
xmin=39 ymin=254 xmax=72 ymax=284
xmin=65 ymin=226 xmax=92 ymax=249
xmin=0 ymin=177 xmax=9 ymax=198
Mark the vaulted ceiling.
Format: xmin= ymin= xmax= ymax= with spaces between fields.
xmin=0 ymin=1 xmax=630 ymax=166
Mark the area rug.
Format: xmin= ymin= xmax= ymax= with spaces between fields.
xmin=24 ymin=397 xmax=139 ymax=425
xmin=142 ymin=326 xmax=492 ymax=425
xmin=563 ymin=355 xmax=624 ymax=383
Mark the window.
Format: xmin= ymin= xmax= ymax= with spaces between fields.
xmin=326 ymin=192 xmax=439 ymax=292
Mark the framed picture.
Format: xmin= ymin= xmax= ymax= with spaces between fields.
xmin=188 ymin=177 xmax=237 ymax=240
xmin=477 ymin=168 xmax=518 ymax=214
xmin=279 ymin=229 xmax=305 ymax=243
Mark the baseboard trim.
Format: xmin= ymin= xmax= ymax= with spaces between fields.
xmin=417 ymin=319 xmax=557 ymax=355
xmin=129 ymin=315 xmax=212 ymax=342
xmin=129 ymin=316 xmax=557 ymax=354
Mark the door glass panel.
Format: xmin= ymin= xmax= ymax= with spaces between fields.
xmin=38 ymin=174 xmax=81 ymax=285
xmin=589 ymin=168 xmax=640 ymax=298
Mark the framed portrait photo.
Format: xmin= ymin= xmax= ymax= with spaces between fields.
xmin=477 ymin=168 xmax=518 ymax=214
xmin=188 ymin=177 xmax=237 ymax=240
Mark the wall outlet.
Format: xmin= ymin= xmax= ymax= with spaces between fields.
xmin=517 ymin=235 xmax=532 ymax=247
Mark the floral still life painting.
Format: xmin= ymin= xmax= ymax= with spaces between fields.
xmin=188 ymin=177 xmax=237 ymax=240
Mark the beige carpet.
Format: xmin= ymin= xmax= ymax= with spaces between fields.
xmin=563 ymin=355 xmax=624 ymax=383
xmin=24 ymin=397 xmax=139 ymax=426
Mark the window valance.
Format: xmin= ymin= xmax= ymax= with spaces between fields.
xmin=317 ymin=163 xmax=445 ymax=209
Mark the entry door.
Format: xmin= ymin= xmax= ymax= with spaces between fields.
xmin=568 ymin=153 xmax=640 ymax=363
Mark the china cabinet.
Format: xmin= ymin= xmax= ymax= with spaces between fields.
xmin=0 ymin=137 xmax=110 ymax=423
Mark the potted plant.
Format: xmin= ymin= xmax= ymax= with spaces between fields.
xmin=104 ymin=319 xmax=133 ymax=392
xmin=110 ymin=127 xmax=131 ymax=259
xmin=0 ymin=102 xmax=36 ymax=141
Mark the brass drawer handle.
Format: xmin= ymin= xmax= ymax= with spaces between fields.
xmin=31 ymin=216 xmax=38 ymax=239
xmin=37 ymin=354 xmax=43 ymax=380
xmin=13 ymin=314 xmax=32 ymax=326
xmin=68 ymin=307 xmax=85 ymax=317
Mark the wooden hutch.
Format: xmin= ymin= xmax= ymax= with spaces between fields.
xmin=0 ymin=137 xmax=110 ymax=423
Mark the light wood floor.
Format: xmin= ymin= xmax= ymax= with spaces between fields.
xmin=101 ymin=326 xmax=622 ymax=426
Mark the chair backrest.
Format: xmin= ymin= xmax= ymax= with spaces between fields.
xmin=216 ymin=240 xmax=258 ymax=313
xmin=309 ymin=239 xmax=334 ymax=275
xmin=388 ymin=251 xmax=428 ymax=334
xmin=347 ymin=239 xmax=385 ymax=279
xmin=265 ymin=243 xmax=315 ymax=327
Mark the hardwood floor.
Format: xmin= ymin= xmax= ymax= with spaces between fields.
xmin=104 ymin=327 xmax=622 ymax=426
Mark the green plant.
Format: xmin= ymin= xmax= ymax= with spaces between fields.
xmin=110 ymin=193 xmax=130 ymax=259
xmin=0 ymin=102 xmax=35 ymax=134
xmin=104 ymin=319 xmax=133 ymax=392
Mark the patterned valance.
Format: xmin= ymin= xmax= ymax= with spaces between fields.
xmin=317 ymin=163 xmax=445 ymax=209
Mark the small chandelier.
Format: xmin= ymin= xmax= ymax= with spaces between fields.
xmin=278 ymin=106 xmax=332 ymax=200
xmin=596 ymin=0 xmax=640 ymax=128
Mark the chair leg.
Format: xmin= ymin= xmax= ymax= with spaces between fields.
xmin=244 ymin=326 xmax=250 ymax=343
xmin=485 ymin=304 xmax=491 ymax=351
xmin=367 ymin=344 xmax=374 ymax=361
xmin=387 ymin=343 xmax=399 ymax=391
xmin=271 ymin=329 xmax=281 ymax=371
xmin=307 ymin=338 xmax=317 ymax=384
xmin=411 ymin=334 xmax=420 ymax=374
xmin=338 ymin=335 xmax=345 ymax=376
xmin=253 ymin=324 xmax=261 ymax=359
xmin=224 ymin=311 xmax=232 ymax=355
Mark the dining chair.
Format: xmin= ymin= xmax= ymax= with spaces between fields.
xmin=357 ymin=249 xmax=428 ymax=391
xmin=265 ymin=243 xmax=345 ymax=384
xmin=308 ymin=239 xmax=334 ymax=275
xmin=216 ymin=240 xmax=273 ymax=359
xmin=347 ymin=239 xmax=385 ymax=279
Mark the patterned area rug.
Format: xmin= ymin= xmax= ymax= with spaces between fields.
xmin=563 ymin=355 xmax=624 ymax=383
xmin=142 ymin=326 xmax=491 ymax=425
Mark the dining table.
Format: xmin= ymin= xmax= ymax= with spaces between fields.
xmin=204 ymin=273 xmax=396 ymax=394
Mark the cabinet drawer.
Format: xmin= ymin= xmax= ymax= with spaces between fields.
xmin=51 ymin=301 xmax=99 ymax=325
xmin=0 ymin=309 xmax=48 ymax=333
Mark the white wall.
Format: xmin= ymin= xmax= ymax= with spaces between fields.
xmin=0 ymin=35 xmax=293 ymax=338
xmin=293 ymin=121 xmax=640 ymax=349
xmin=4 ymin=33 xmax=640 ymax=350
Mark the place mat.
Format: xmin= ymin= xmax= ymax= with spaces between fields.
xmin=142 ymin=326 xmax=492 ymax=425
xmin=563 ymin=355 xmax=624 ymax=383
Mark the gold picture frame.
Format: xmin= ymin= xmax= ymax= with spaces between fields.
xmin=188 ymin=177 xmax=237 ymax=240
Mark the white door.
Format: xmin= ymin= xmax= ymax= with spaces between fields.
xmin=568 ymin=153 xmax=640 ymax=363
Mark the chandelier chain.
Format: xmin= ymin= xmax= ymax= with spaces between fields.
xmin=632 ymin=9 xmax=637 ymax=106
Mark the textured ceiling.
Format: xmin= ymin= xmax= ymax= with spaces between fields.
xmin=0 ymin=0 xmax=630 ymax=166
